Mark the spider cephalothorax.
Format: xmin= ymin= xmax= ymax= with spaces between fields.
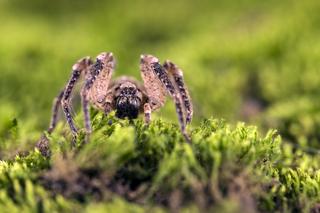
xmin=46 ymin=52 xmax=193 ymax=142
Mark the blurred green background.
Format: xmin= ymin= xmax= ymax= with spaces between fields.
xmin=1 ymin=0 xmax=320 ymax=150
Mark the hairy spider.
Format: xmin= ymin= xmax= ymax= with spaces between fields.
xmin=47 ymin=52 xmax=193 ymax=142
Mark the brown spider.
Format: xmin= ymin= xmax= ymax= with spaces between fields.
xmin=47 ymin=52 xmax=193 ymax=143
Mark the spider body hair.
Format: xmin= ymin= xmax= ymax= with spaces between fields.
xmin=46 ymin=52 xmax=193 ymax=143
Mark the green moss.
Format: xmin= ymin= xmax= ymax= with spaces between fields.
xmin=0 ymin=115 xmax=319 ymax=212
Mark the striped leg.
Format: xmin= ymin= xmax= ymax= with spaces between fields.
xmin=81 ymin=52 xmax=115 ymax=139
xmin=140 ymin=55 xmax=190 ymax=143
xmin=61 ymin=57 xmax=92 ymax=137
xmin=163 ymin=60 xmax=193 ymax=124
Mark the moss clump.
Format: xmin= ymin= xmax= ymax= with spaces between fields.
xmin=0 ymin=114 xmax=319 ymax=212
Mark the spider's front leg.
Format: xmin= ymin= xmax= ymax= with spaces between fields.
xmin=81 ymin=52 xmax=115 ymax=140
xmin=38 ymin=57 xmax=92 ymax=155
xmin=60 ymin=57 xmax=93 ymax=138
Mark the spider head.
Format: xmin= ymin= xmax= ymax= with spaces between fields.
xmin=115 ymin=82 xmax=142 ymax=119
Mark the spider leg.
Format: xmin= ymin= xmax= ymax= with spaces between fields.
xmin=103 ymin=101 xmax=114 ymax=115
xmin=61 ymin=57 xmax=93 ymax=136
xmin=81 ymin=52 xmax=115 ymax=137
xmin=47 ymin=90 xmax=64 ymax=134
xmin=81 ymin=91 xmax=90 ymax=136
xmin=144 ymin=103 xmax=152 ymax=124
xmin=140 ymin=55 xmax=190 ymax=143
xmin=86 ymin=91 xmax=115 ymax=118
xmin=39 ymin=90 xmax=63 ymax=156
xmin=163 ymin=60 xmax=193 ymax=124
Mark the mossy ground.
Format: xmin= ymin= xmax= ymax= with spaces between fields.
xmin=0 ymin=112 xmax=319 ymax=212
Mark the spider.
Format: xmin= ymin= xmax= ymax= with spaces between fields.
xmin=46 ymin=52 xmax=193 ymax=143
